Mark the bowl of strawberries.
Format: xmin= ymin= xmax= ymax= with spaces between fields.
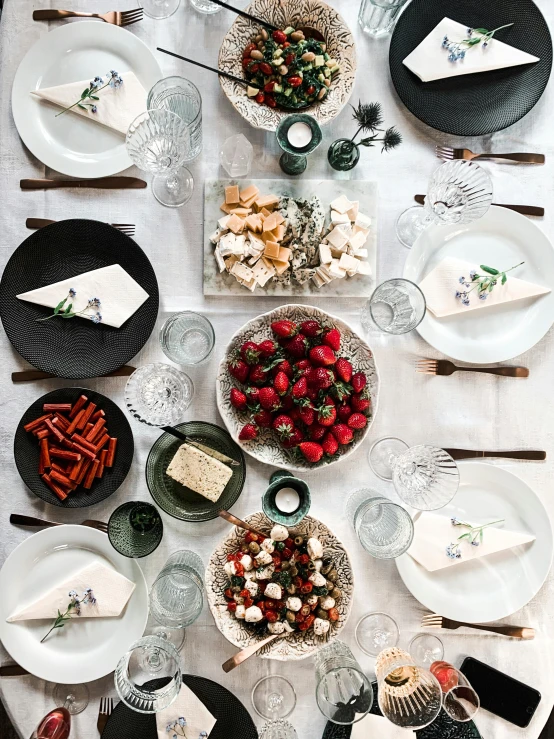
xmin=216 ymin=305 xmax=379 ymax=470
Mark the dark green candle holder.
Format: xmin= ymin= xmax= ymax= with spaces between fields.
xmin=276 ymin=114 xmax=322 ymax=176
xmin=108 ymin=501 xmax=163 ymax=558
xmin=262 ymin=469 xmax=311 ymax=527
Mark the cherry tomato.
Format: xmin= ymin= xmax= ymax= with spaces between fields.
xmin=242 ymin=57 xmax=253 ymax=70
xmin=273 ymin=601 xmax=284 ymax=611
xmin=297 ymin=554 xmax=310 ymax=565
xmin=304 ymin=614 xmax=315 ymax=629
xmin=224 ymin=588 xmax=234 ymax=600
xmin=300 ymin=604 xmax=311 ymax=617
xmin=285 ymin=538 xmax=295 ymax=549
xmin=295 ymin=611 xmax=305 ymax=624
xmin=297 ymin=619 xmax=310 ymax=631
xmin=248 ymin=63 xmax=260 ymax=74
xmin=272 ymin=553 xmax=281 ymax=565
xmin=282 ymin=547 xmax=293 ymax=560
xmin=264 ymin=81 xmax=276 ymax=92
xmin=244 ymin=532 xmax=255 ymax=543
xmin=306 ymin=85 xmax=315 ymax=95
xmin=239 ymin=589 xmax=250 ymax=598
xmin=234 ymin=562 xmax=245 ymax=577
xmin=287 ymin=76 xmax=303 ymax=88
xmin=327 ymin=607 xmax=340 ymax=622
xmin=266 ymin=95 xmax=277 ymax=108
xmin=227 ymin=602 xmax=237 ymax=612
xmin=243 ymin=597 xmax=254 ymax=609
xmin=272 ymin=30 xmax=287 ymax=44
xmin=293 ymin=576 xmax=303 ymax=589
xmin=226 ymin=553 xmax=236 ymax=562
xmin=243 ymin=43 xmax=257 ymax=57
xmin=300 ymin=582 xmax=313 ymax=594
xmin=283 ymin=41 xmax=291 ymax=48
xmin=258 ymin=581 xmax=268 ymax=593
xmin=265 ymin=599 xmax=277 ymax=610
xmin=266 ymin=610 xmax=279 ymax=623
xmin=285 ymin=53 xmax=295 ymax=67
xmin=310 ymin=602 xmax=318 ymax=612
xmin=255 ymin=92 xmax=265 ymax=104
xmin=260 ymin=62 xmax=273 ymax=76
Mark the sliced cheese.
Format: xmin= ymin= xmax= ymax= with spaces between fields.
xmin=166 ymin=443 xmax=233 ymax=502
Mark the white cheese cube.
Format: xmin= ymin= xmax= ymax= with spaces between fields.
xmin=218 ymin=214 xmax=232 ymax=230
xmin=264 ymin=583 xmax=282 ymax=600
xmin=245 ymin=606 xmax=263 ymax=623
xmin=261 ymin=539 xmax=275 ymax=554
xmin=251 ymin=260 xmax=275 ymax=288
xmin=326 ymin=227 xmax=349 ymax=250
xmin=312 ymin=272 xmax=325 ymax=289
xmin=256 ymin=564 xmax=275 ymax=580
xmin=330 ymin=210 xmax=350 ymax=226
xmin=348 ymin=230 xmax=367 ymax=251
xmin=307 ymin=538 xmax=324 ymax=560
xmin=354 ymin=248 xmax=368 ymax=259
xmin=346 ymin=200 xmax=359 ymax=222
xmin=355 ymin=213 xmax=372 ymax=230
xmin=309 ymin=571 xmax=327 ymax=587
xmin=270 ymin=525 xmax=289 ymax=542
xmin=314 ymin=55 xmax=325 ymax=67
xmin=316 ymin=265 xmax=333 ymax=283
xmin=319 ymin=596 xmax=336 ymax=610
xmin=209 ymin=229 xmax=223 ymax=244
xmin=328 ymin=259 xmax=346 ymax=279
xmin=330 ymin=194 xmax=353 ymax=214
xmin=230 ymin=261 xmax=255 ymax=283
xmin=214 ymin=247 xmax=226 ymax=273
xmin=314 ymin=618 xmax=330 ymax=636
xmin=286 ymin=597 xmax=302 ymax=612
xmin=235 ymin=605 xmax=246 ymax=619
xmin=224 ymin=561 xmax=237 ymax=577
xmin=245 ymin=579 xmax=258 ymax=597
xmin=240 ymin=554 xmax=253 ymax=571
xmin=318 ymin=243 xmax=333 ymax=264
xmin=356 ymin=260 xmax=372 ymax=276
xmin=268 ymin=621 xmax=286 ymax=634
xmin=339 ymin=253 xmax=360 ymax=273
xmin=218 ymin=233 xmax=236 ymax=257
xmin=353 ymin=224 xmax=370 ymax=238
xmin=166 ymin=443 xmax=232 ymax=502
xmin=231 ymin=234 xmax=246 ymax=255
xmin=335 ymin=221 xmax=352 ymax=237
xmin=255 ymin=550 xmax=273 ymax=566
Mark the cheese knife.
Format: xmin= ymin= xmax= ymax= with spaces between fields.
xmin=161 ymin=426 xmax=240 ymax=467
xmin=414 ymin=194 xmax=544 ymax=217
xmin=21 ymin=177 xmax=147 ymax=190
xmin=0 ymin=664 xmax=29 ymax=677
xmin=443 ymin=448 xmax=546 ymax=461
xmin=12 ymin=365 xmax=136 ymax=382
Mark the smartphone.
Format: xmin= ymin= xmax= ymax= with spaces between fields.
xmin=460 ymin=656 xmax=541 ymax=728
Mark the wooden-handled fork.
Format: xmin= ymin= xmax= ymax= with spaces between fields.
xmin=421 ymin=613 xmax=535 ymax=639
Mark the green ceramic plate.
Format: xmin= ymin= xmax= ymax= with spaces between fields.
xmin=145 ymin=421 xmax=246 ymax=522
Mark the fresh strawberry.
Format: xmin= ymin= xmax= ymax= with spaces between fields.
xmin=322 ymin=432 xmax=339 ymax=456
xmin=273 ymin=371 xmax=290 ymax=396
xmin=309 ymin=345 xmax=336 ymax=366
xmin=230 ymin=388 xmax=247 ymax=410
xmin=308 ymin=367 xmax=334 ymax=391
xmin=322 ymin=327 xmax=341 ymax=351
xmin=317 ymin=399 xmax=337 ymax=427
xmin=306 ymin=387 xmax=319 ymax=402
xmin=289 ymin=407 xmax=303 ymax=425
xmin=281 ymin=394 xmax=294 ymax=410
xmin=240 ymin=340 xmax=260 ymax=365
xmin=292 ymin=376 xmax=308 ymax=399
xmin=272 ymin=414 xmax=295 ymax=439
xmin=271 ymin=319 xmax=297 ymax=338
xmin=249 ymin=363 xmax=268 ymax=386
xmin=284 ymin=334 xmax=309 ymax=358
xmin=253 ymin=408 xmax=272 ymax=427
xmin=332 ymin=380 xmax=352 ymax=402
xmin=298 ymin=404 xmax=315 ymax=426
xmin=299 ymin=441 xmax=324 ymax=463
xmin=351 ymin=393 xmax=371 ymax=413
xmin=238 ymin=423 xmax=258 ymax=441
xmin=271 ymin=359 xmax=293 ymax=379
xmin=300 ymin=319 xmax=321 ymax=337
xmin=308 ymin=424 xmax=327 ymax=441
xmin=228 ymin=356 xmax=249 ymax=383
xmin=335 ymin=357 xmax=353 ymax=383
xmin=294 ymin=359 xmax=312 ymax=376
xmin=331 ymin=423 xmax=354 ymax=445
xmin=258 ymin=386 xmax=281 ymax=411
xmin=245 ymin=386 xmax=260 ymax=405
xmin=257 ymin=339 xmax=278 ymax=358
xmin=282 ymin=427 xmax=304 ymax=448
xmin=351 ymin=372 xmax=367 ymax=393
xmin=337 ymin=403 xmax=352 ymax=423
xmin=347 ymin=412 xmax=367 ymax=430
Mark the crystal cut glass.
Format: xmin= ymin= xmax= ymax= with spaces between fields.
xmin=159 ymin=311 xmax=215 ymax=365
xmin=314 ymin=640 xmax=373 ymax=724
xmin=220 ymin=134 xmax=254 ymax=177
xmin=259 ymin=720 xmax=299 ymax=739
xmin=347 ymin=489 xmax=414 ymax=559
xmin=362 ymin=278 xmax=426 ymax=334
xmin=147 ymin=77 xmax=203 ymax=162
xmin=358 ymin=0 xmax=410 ymax=37
xmin=149 ymin=550 xmax=204 ymax=629
xmin=124 ymin=363 xmax=194 ymax=427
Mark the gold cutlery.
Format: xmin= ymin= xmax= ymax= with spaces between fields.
xmin=218 ymin=509 xmax=267 ymax=537
xmin=21 ymin=177 xmax=147 ymax=190
xmin=33 ymin=8 xmax=143 ymax=27
xmin=443 ymin=448 xmax=545 ymax=461
xmin=421 ymin=613 xmax=535 ymax=639
xmin=97 ymin=697 xmax=114 ymax=734
xmin=0 ymin=664 xmax=29 ymax=677
xmin=416 ymin=359 xmax=529 ymax=378
xmin=222 ymin=633 xmax=280 ymax=672
xmin=12 ymin=365 xmax=136 ymax=382
xmin=435 ymin=145 xmax=545 ymax=165
xmin=10 ymin=513 xmax=108 ymax=532
xmin=161 ymin=427 xmax=240 ymax=468
xmin=27 ymin=218 xmax=135 ymax=236
xmin=414 ymin=194 xmax=544 ymax=217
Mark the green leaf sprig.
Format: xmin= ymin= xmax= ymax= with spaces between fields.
xmin=456 ymin=262 xmax=524 ymax=306
xmin=36 ymin=289 xmax=102 ymax=324
xmin=55 ymin=70 xmax=123 ymax=118
xmin=41 ymin=588 xmax=96 ymax=643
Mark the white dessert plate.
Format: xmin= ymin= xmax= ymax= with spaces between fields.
xmin=0 ymin=525 xmax=148 ymax=683
xmin=12 ymin=22 xmax=161 ymax=178
xmin=403 ymin=206 xmax=554 ymax=363
xmin=396 ymin=462 xmax=553 ymax=623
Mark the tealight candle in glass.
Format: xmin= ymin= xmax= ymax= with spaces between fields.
xmin=275 ymin=114 xmax=322 ymax=175
xmin=262 ymin=470 xmax=311 ymax=527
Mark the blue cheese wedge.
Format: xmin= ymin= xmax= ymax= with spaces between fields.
xmin=166 ymin=443 xmax=233 ymax=502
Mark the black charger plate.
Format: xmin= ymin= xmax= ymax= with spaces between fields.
xmin=15 ymin=387 xmax=134 ymax=508
xmin=0 ymin=220 xmax=159 ymax=379
xmin=389 ymin=0 xmax=552 ymax=136
xmin=101 ymin=675 xmax=258 ymax=739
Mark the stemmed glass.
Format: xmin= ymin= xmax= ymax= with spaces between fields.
xmin=52 ymin=683 xmax=89 ymax=714
xmin=252 ymin=676 xmax=297 ymax=720
xmin=356 ymin=612 xmax=399 ymax=657
xmin=141 ymin=0 xmax=180 ymax=19
xmin=126 ymin=109 xmax=194 ymax=208
xmin=259 ymin=720 xmax=298 ymax=739
xmin=430 ymin=661 xmax=480 ymax=722
xmin=409 ymin=634 xmax=444 ymax=668
xmin=361 ymin=278 xmax=426 ymax=335
xmin=396 ymin=160 xmax=493 ymax=248
xmin=124 ymin=363 xmax=194 ymax=427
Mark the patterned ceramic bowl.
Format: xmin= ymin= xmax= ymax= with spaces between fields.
xmin=218 ymin=0 xmax=357 ymax=132
xmin=216 ymin=304 xmax=379 ymax=471
xmin=205 ymin=512 xmax=353 ymax=660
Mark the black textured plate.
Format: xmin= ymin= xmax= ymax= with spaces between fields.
xmin=15 ymin=387 xmax=134 ymax=508
xmin=389 ymin=0 xmax=552 ymax=135
xmin=0 ymin=220 xmax=159 ymax=379
xmin=101 ymin=675 xmax=258 ymax=739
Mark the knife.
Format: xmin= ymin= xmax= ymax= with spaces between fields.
xmin=21 ymin=177 xmax=147 ymax=190
xmin=444 ymin=448 xmax=546 ymax=461
xmin=414 ymin=194 xmax=544 ymax=217
xmin=12 ymin=365 xmax=136 ymax=382
xmin=161 ymin=426 xmax=240 ymax=468
xmin=0 ymin=664 xmax=29 ymax=677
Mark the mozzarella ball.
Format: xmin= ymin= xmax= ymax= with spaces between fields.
xmin=286 ymin=597 xmax=302 ymax=612
xmin=270 ymin=525 xmax=289 ymax=542
xmin=240 ymin=554 xmax=253 ymax=571
xmin=264 ymin=583 xmax=282 ymax=600
xmin=307 ymin=537 xmax=324 ymax=560
xmin=319 ymin=596 xmax=336 ymax=611
xmin=233 ymin=594 xmax=245 ymax=605
xmin=224 ymin=561 xmax=237 ymax=577
xmin=235 ymin=605 xmax=246 ymax=620
xmin=255 ymin=550 xmax=273 ymax=566
xmin=245 ymin=579 xmax=258 ymax=597
xmin=283 ymin=621 xmax=294 ymax=633
xmin=244 ymin=570 xmax=256 ymax=581
xmin=268 ymin=621 xmax=286 ymax=634
xmin=314 ymin=559 xmax=323 ymax=572
xmin=306 ymin=594 xmax=318 ymax=606
xmin=309 ymin=572 xmax=327 ymax=587
xmin=314 ymin=618 xmax=331 ymax=636
xmin=261 ymin=539 xmax=275 ymax=554
xmin=256 ymin=564 xmax=275 ymax=580
xmin=245 ymin=606 xmax=264 ymax=623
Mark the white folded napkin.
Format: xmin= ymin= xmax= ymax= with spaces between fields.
xmin=419 ymin=257 xmax=550 ymax=318
xmin=30 ymin=71 xmax=147 ymax=135
xmin=7 ymin=562 xmax=135 ymax=622
xmin=403 ymin=18 xmax=540 ymax=82
xmin=17 ymin=264 xmax=149 ymax=329
xmin=156 ymin=684 xmax=217 ymax=739
xmin=352 ymin=713 xmax=413 ymax=738
xmin=407 ymin=513 xmax=535 ymax=572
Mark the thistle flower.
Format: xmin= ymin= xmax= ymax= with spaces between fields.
xmin=381 ymin=126 xmax=402 ymax=153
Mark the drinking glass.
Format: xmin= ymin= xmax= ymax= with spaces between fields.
xmin=107 ymin=501 xmax=164 ymax=558
xmin=252 ymin=676 xmax=297 ymax=720
xmin=114 ymin=635 xmax=182 ymax=713
xmin=314 ymin=640 xmax=373 ymax=725
xmin=355 ymin=612 xmax=399 ymax=657
xmin=409 ymin=634 xmax=444 ymax=668
xmin=126 ymin=109 xmax=194 ymax=208
xmin=150 ymin=550 xmax=204 ymax=629
xmin=347 ymin=489 xmax=414 ymax=559
xmin=52 ymin=684 xmax=89 ymax=715
xmin=190 ymin=0 xmax=221 ymax=13
xmin=361 ymin=278 xmax=426 ymax=334
xmin=259 ymin=720 xmax=298 ymax=739
xmin=141 ymin=0 xmax=180 ymax=19
xmin=396 ymin=160 xmax=493 ymax=248
xmin=147 ymin=77 xmax=202 ymax=162
xmin=376 ymin=647 xmax=442 ymax=729
xmin=369 ymin=437 xmax=459 ymax=510
xmin=358 ymin=0 xmax=409 ymax=37
xmin=159 ymin=311 xmax=215 ymax=365
xmin=430 ymin=661 xmax=480 ymax=722
xmin=124 ymin=363 xmax=194 ymax=427
xmin=32 ymin=706 xmax=71 ymax=739
xmin=143 ymin=616 xmax=187 ymax=653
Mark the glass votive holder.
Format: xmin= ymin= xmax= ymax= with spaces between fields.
xmin=160 ymin=311 xmax=215 ymax=365
xmin=108 ymin=501 xmax=164 ymax=558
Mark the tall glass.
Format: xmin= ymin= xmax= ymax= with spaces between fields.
xmin=160 ymin=311 xmax=215 ymax=365
xmin=124 ymin=363 xmax=194 ymax=427
xmin=150 ymin=550 xmax=204 ymax=628
xmin=147 ymin=77 xmax=203 ymax=162
xmin=358 ymin=0 xmax=409 ymax=37
xmin=314 ymin=640 xmax=373 ymax=725
xmin=361 ymin=278 xmax=426 ymax=335
xmin=347 ymin=489 xmax=414 ymax=559
xmin=430 ymin=661 xmax=480 ymax=722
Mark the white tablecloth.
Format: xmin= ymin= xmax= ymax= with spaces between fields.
xmin=1 ymin=1 xmax=554 ymax=737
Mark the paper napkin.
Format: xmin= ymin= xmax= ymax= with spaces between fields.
xmin=419 ymin=257 xmax=550 ymax=318
xmin=352 ymin=713 xmax=413 ymax=738
xmin=407 ymin=513 xmax=535 ymax=572
xmin=156 ymin=684 xmax=217 ymax=739
xmin=403 ymin=18 xmax=540 ymax=82
xmin=7 ymin=562 xmax=135 ymax=621
xmin=30 ymin=71 xmax=147 ymax=135
xmin=17 ymin=264 xmax=149 ymax=329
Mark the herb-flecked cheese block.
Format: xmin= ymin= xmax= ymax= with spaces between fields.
xmin=166 ymin=443 xmax=233 ymax=502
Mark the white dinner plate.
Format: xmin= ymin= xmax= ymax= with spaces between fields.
xmin=396 ymin=462 xmax=553 ymax=623
xmin=12 ymin=22 xmax=161 ymax=178
xmin=403 ymin=207 xmax=554 ymax=363
xmin=0 ymin=525 xmax=148 ymax=683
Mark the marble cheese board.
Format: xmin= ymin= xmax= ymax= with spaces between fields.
xmin=203 ymin=179 xmax=377 ymax=296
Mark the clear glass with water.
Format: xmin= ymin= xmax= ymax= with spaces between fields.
xmin=362 ymin=278 xmax=426 ymax=334
xmin=314 ymin=641 xmax=373 ymax=725
xmin=160 ymin=311 xmax=215 ymax=365
xmin=150 ymin=550 xmax=205 ymax=629
xmin=190 ymin=0 xmax=221 ymax=13
xmin=358 ymin=0 xmax=409 ymax=37
xmin=347 ymin=489 xmax=414 ymax=559
xmin=147 ymin=77 xmax=203 ymax=163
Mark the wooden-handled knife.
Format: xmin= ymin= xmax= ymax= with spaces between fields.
xmin=444 ymin=448 xmax=546 ymax=461
xmin=12 ymin=366 xmax=136 ymax=382
xmin=414 ymin=194 xmax=544 ymax=217
xmin=21 ymin=177 xmax=147 ymax=190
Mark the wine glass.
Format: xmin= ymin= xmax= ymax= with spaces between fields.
xmin=124 ymin=363 xmax=194 ymax=427
xmin=259 ymin=719 xmax=298 ymax=739
xmin=31 ymin=707 xmax=71 ymax=739
xmin=361 ymin=279 xmax=426 ymax=335
xmin=396 ymin=160 xmax=493 ymax=248
xmin=52 ymin=684 xmax=89 ymax=714
xmin=409 ymin=634 xmax=444 ymax=667
xmin=141 ymin=0 xmax=180 ymax=19
xmin=369 ymin=437 xmax=459 ymax=510
xmin=252 ymin=676 xmax=297 ymax=720
xmin=126 ymin=109 xmax=194 ymax=208
xmin=356 ymin=612 xmax=399 ymax=657
xmin=430 ymin=661 xmax=480 ymax=722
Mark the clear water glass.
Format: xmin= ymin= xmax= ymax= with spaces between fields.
xmin=114 ymin=635 xmax=182 ymax=713
xmin=252 ymin=676 xmax=297 ymax=720
xmin=409 ymin=634 xmax=444 ymax=668
xmin=150 ymin=550 xmax=204 ymax=629
xmin=396 ymin=160 xmax=493 ymax=248
xmin=430 ymin=661 xmax=480 ymax=722
xmin=190 ymin=0 xmax=221 ymax=13
xmin=362 ymin=278 xmax=426 ymax=334
xmin=141 ymin=0 xmax=180 ymax=18
xmin=125 ymin=363 xmax=194 ymax=427
xmin=160 ymin=311 xmax=215 ymax=365
xmin=314 ymin=640 xmax=373 ymax=725
xmin=355 ymin=612 xmax=399 ymax=657
xmin=52 ymin=684 xmax=89 ymax=715
xmin=147 ymin=77 xmax=202 ymax=162
xmin=358 ymin=0 xmax=409 ymax=37
xmin=347 ymin=489 xmax=413 ymax=558
xmin=126 ymin=109 xmax=194 ymax=208
xmin=259 ymin=720 xmax=298 ymax=739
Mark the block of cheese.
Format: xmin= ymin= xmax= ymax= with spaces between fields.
xmin=166 ymin=443 xmax=233 ymax=502
xmin=240 ymin=185 xmax=259 ymax=203
xmin=225 ymin=184 xmax=240 ymax=205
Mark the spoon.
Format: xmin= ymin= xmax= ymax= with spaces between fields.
xmin=218 ymin=509 xmax=266 ymax=537
xmin=222 ymin=633 xmax=281 ymax=672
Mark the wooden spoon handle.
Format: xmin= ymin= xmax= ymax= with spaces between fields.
xmin=218 ymin=510 xmax=266 ymax=537
xmin=222 ymin=634 xmax=278 ymax=673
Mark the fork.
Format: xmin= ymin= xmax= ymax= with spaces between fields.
xmin=97 ymin=697 xmax=114 ymax=734
xmin=33 ymin=8 xmax=144 ymax=26
xmin=26 ymin=218 xmax=135 ymax=237
xmin=435 ymin=145 xmax=545 ymax=165
xmin=416 ymin=358 xmax=529 ymax=378
xmin=421 ymin=613 xmax=535 ymax=639
xmin=10 ymin=513 xmax=107 ymax=533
